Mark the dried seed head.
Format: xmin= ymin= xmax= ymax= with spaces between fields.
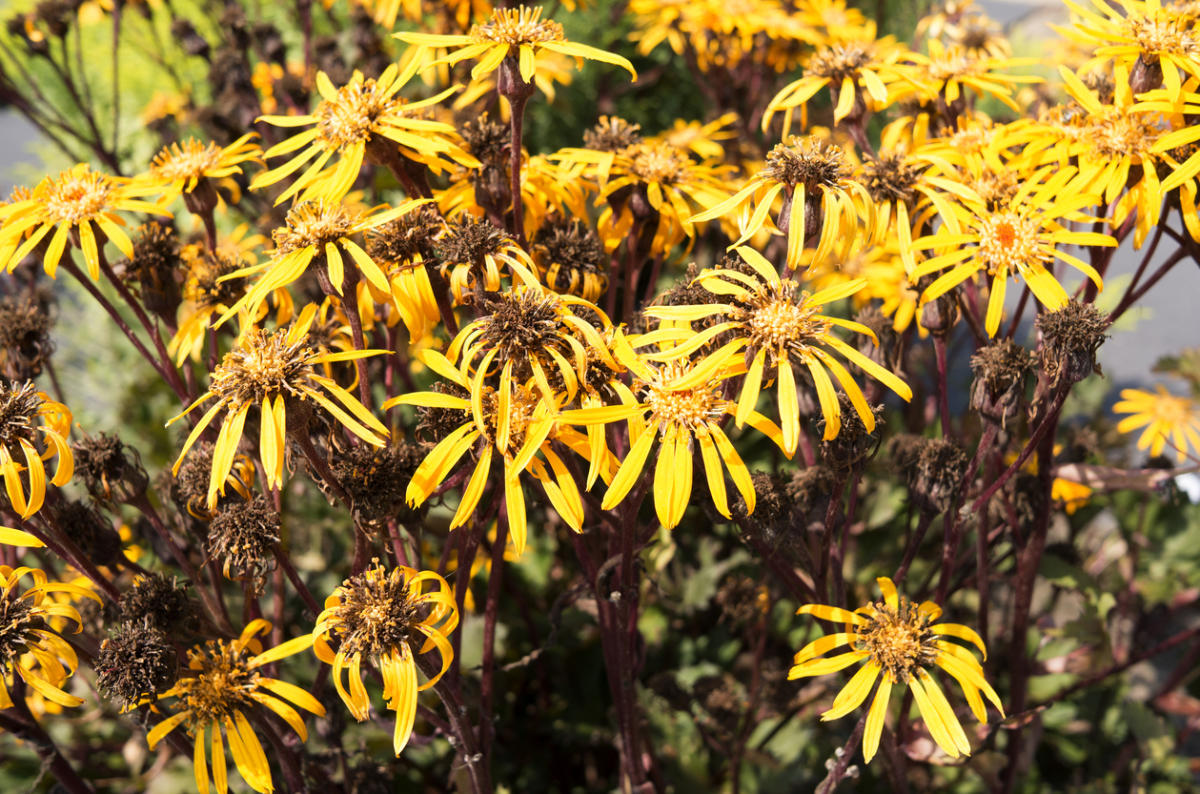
xmin=716 ymin=574 xmax=770 ymax=629
xmin=970 ymin=339 xmax=1033 ymax=426
xmin=333 ymin=442 xmax=426 ymax=528
xmin=181 ymin=245 xmax=247 ymax=311
xmin=787 ymin=465 xmax=838 ymax=521
xmin=120 ymin=574 xmax=196 ymax=633
xmin=116 ymin=223 xmax=182 ymax=323
xmin=207 ymin=496 xmax=280 ymax=590
xmin=583 ymin=116 xmax=643 ymax=152
xmin=890 ymin=436 xmax=969 ymax=513
xmin=0 ymin=296 xmax=54 ymax=380
xmin=96 ymin=619 xmax=178 ymax=709
xmin=1037 ymin=300 xmax=1108 ymax=386
xmin=861 ymin=154 xmax=922 ymax=205
xmin=460 ymin=113 xmax=510 ymax=165
xmin=819 ymin=395 xmax=884 ymax=472
xmin=51 ymin=500 xmax=123 ymax=567
xmin=531 ymin=215 xmax=608 ymax=301
xmin=854 ymin=306 xmax=900 ymax=372
xmin=367 ymin=205 xmax=444 ymax=268
xmin=73 ymin=432 xmax=149 ymax=504
xmin=437 ymin=217 xmax=512 ymax=265
xmin=415 ymin=382 xmax=471 ymax=447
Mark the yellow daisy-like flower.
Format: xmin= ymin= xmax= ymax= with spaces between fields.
xmin=1017 ymin=67 xmax=1172 ymax=249
xmin=791 ymin=577 xmax=1004 ymax=763
xmin=0 ymin=565 xmax=101 ymax=709
xmin=691 ymin=136 xmax=873 ymax=268
xmin=1057 ymin=0 xmax=1200 ymax=101
xmin=312 ymin=563 xmax=458 ymax=756
xmin=645 ymin=242 xmax=912 ymax=457
xmin=434 ymin=216 xmax=541 ymax=305
xmin=147 ymin=620 xmax=324 ymax=794
xmin=447 ymin=285 xmax=615 ymax=408
xmin=215 ymin=197 xmax=428 ymax=327
xmin=0 ymin=381 xmax=73 ymax=530
xmin=763 ymin=27 xmax=916 ymax=134
xmin=588 ymin=137 xmax=735 ymax=256
xmin=560 ymin=349 xmax=783 ymax=530
xmin=0 ymin=164 xmax=169 ymax=279
xmin=1114 ymin=385 xmax=1200 ymax=462
xmin=396 ymin=5 xmax=637 ymax=86
xmin=912 ymin=166 xmax=1115 ymax=336
xmin=363 ymin=205 xmax=444 ymax=343
xmin=148 ymin=133 xmax=262 ymax=201
xmin=252 ymin=64 xmax=476 ymax=205
xmin=167 ymin=230 xmax=295 ymax=367
xmin=903 ymin=40 xmax=1040 ymax=112
xmin=629 ymin=0 xmax=814 ymax=74
xmin=388 ymin=350 xmax=604 ymax=553
xmin=168 ymin=313 xmax=388 ymax=507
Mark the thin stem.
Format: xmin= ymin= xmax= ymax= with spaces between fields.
xmin=0 ymin=702 xmax=95 ymax=794
xmin=478 ymin=506 xmax=510 ymax=767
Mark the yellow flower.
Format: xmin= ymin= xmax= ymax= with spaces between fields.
xmin=147 ymin=620 xmax=324 ymax=794
xmin=0 ymin=381 xmax=72 ymax=529
xmin=645 ymin=241 xmax=912 ymax=457
xmin=576 ymin=135 xmax=735 ymax=256
xmin=168 ymin=313 xmax=388 ymax=507
xmin=902 ymin=40 xmax=1040 ymax=112
xmin=629 ymin=0 xmax=814 ymax=73
xmin=215 ymin=197 xmax=428 ymax=327
xmin=167 ymin=228 xmax=294 ymax=365
xmin=0 ymin=566 xmax=100 ymax=710
xmin=912 ymin=166 xmax=1114 ymax=336
xmin=364 ymin=205 xmax=444 ymax=342
xmin=763 ymin=27 xmax=917 ymax=134
xmin=560 ymin=349 xmax=781 ymax=530
xmin=312 ymin=563 xmax=458 ymax=756
xmin=396 ymin=5 xmax=637 ymax=86
xmin=690 ymin=135 xmax=873 ymax=267
xmin=253 ymin=65 xmax=476 ymax=204
xmin=438 ymin=152 xmax=590 ymax=242
xmin=791 ymin=577 xmax=1004 ymax=762
xmin=1057 ymin=0 xmax=1200 ymax=102
xmin=0 ymin=164 xmax=169 ymax=279
xmin=388 ymin=349 xmax=602 ymax=553
xmin=1018 ymin=67 xmax=1173 ymax=248
xmin=434 ymin=217 xmax=541 ymax=305
xmin=447 ymin=285 xmax=615 ymax=407
xmin=1114 ymin=386 xmax=1200 ymax=462
xmin=148 ymin=134 xmax=262 ymax=200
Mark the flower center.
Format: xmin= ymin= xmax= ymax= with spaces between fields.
xmin=180 ymin=642 xmax=260 ymax=726
xmin=316 ymin=80 xmax=394 ymax=147
xmin=854 ymin=599 xmax=937 ymax=683
xmin=470 ymin=6 xmax=564 ymax=45
xmin=481 ymin=383 xmax=541 ymax=450
xmin=151 ymin=140 xmax=224 ymax=181
xmin=0 ymin=381 xmax=43 ymax=449
xmin=763 ymin=137 xmax=849 ymax=189
xmin=645 ymin=375 xmax=722 ymax=434
xmin=629 ymin=143 xmax=687 ymax=184
xmin=331 ymin=568 xmax=420 ymax=658
xmin=978 ymin=212 xmax=1044 ymax=275
xmin=807 ymin=43 xmax=874 ymax=81
xmin=210 ymin=329 xmax=315 ymax=404
xmin=273 ymin=201 xmax=358 ymax=254
xmin=43 ymin=170 xmax=113 ymax=223
xmin=0 ymin=597 xmax=38 ymax=666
